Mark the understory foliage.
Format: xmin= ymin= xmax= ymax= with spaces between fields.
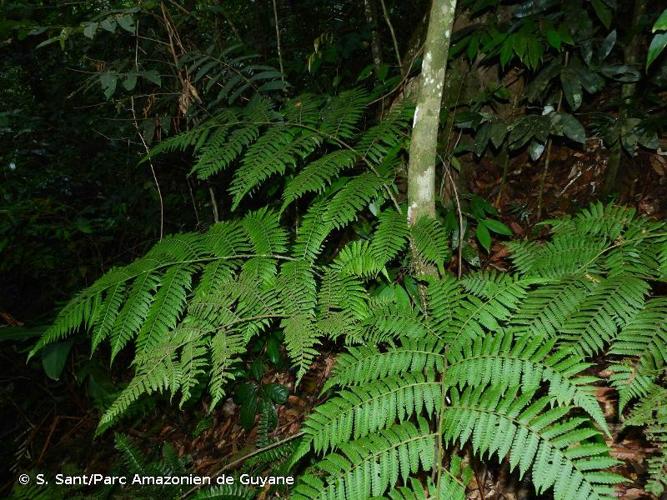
xmin=29 ymin=89 xmax=425 ymax=434
xmin=29 ymin=86 xmax=667 ymax=497
xmin=291 ymin=203 xmax=667 ymax=499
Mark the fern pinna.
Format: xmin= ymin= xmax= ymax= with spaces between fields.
xmin=291 ymin=203 xmax=667 ymax=499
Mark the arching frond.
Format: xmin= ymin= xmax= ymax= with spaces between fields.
xmin=443 ymin=386 xmax=622 ymax=500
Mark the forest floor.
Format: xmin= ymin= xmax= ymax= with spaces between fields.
xmin=3 ymin=143 xmax=666 ymax=499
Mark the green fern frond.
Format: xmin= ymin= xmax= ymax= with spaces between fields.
xmin=443 ymin=385 xmax=623 ymax=500
xmin=90 ymin=282 xmax=126 ymax=352
xmin=293 ymin=419 xmax=437 ymax=500
xmin=360 ymin=302 xmax=427 ymax=344
xmin=242 ymin=208 xmax=288 ymax=255
xmin=356 ymin=101 xmax=413 ymax=164
xmin=568 ymin=202 xmax=636 ymax=238
xmin=659 ymin=238 xmax=667 ymax=279
xmin=109 ymin=272 xmax=159 ymax=359
xmin=191 ymin=484 xmax=256 ymax=500
xmin=276 ymin=259 xmax=320 ymax=377
xmin=608 ymin=363 xmax=657 ymax=413
xmin=183 ymin=44 xmax=285 ymax=106
xmin=146 ymin=121 xmax=213 ymax=158
xmin=114 ymin=433 xmax=149 ymax=475
xmin=604 ymin=219 xmax=664 ymax=279
xmin=508 ymin=235 xmax=607 ymax=278
xmin=283 ymin=93 xmax=324 ymax=126
xmin=176 ymin=324 xmax=210 ymax=406
xmin=324 ymin=170 xmax=389 ymax=230
xmin=318 ymin=268 xmax=368 ymax=321
xmin=610 ymin=297 xmax=667 ymax=373
xmin=370 ymin=210 xmax=410 ymax=267
xmin=386 ymin=473 xmax=468 ymax=500
xmin=445 ymin=331 xmax=608 ymax=432
xmin=332 ymin=240 xmax=383 ymax=278
xmin=281 ymin=150 xmax=357 ymax=211
xmin=427 ymin=275 xmax=464 ymax=335
xmin=446 ymin=272 xmax=533 ymax=348
xmin=98 ymin=346 xmax=181 ymax=434
xmin=299 ymin=372 xmax=440 ymax=455
xmin=559 ymin=274 xmax=649 ymax=356
xmin=608 ymin=298 xmax=667 ymax=412
xmin=29 ymin=291 xmax=100 ymax=359
xmin=209 ymin=330 xmax=246 ymax=408
xmin=230 ymin=127 xmax=322 ymax=209
xmin=410 ymin=216 xmax=450 ymax=274
xmin=508 ymin=276 xmax=596 ymax=338
xmin=323 ymin=337 xmax=445 ymax=392
xmin=293 ymin=200 xmax=334 ymax=262
xmin=319 ymin=88 xmax=370 ymax=140
xmin=135 ymin=265 xmax=194 ymax=355
xmin=278 ymin=260 xmax=317 ymax=316
xmin=282 ymin=315 xmax=321 ymax=382
xmin=623 ymin=385 xmax=667 ymax=496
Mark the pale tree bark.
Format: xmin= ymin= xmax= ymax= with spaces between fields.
xmin=407 ymin=0 xmax=457 ymax=225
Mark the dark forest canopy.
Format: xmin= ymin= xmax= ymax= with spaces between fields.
xmin=1 ymin=1 xmax=667 ymax=499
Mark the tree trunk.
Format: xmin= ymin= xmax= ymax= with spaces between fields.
xmin=407 ymin=0 xmax=457 ymax=225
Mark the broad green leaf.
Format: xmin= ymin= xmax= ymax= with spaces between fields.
xmin=546 ymin=30 xmax=561 ymax=50
xmin=591 ymin=0 xmax=612 ymax=29
xmin=500 ymin=39 xmax=513 ymax=67
xmin=266 ymin=336 xmax=281 ymax=365
xmin=234 ymin=382 xmax=258 ymax=405
xmin=100 ymin=17 xmax=117 ymax=33
xmin=239 ymin=398 xmax=257 ymax=430
xmin=123 ymin=73 xmax=137 ymax=91
xmin=42 ymin=341 xmax=73 ymax=380
xmin=653 ymin=9 xmax=667 ymax=31
xmin=265 ymin=383 xmax=289 ymax=404
xmin=529 ymin=140 xmax=545 ymax=161
xmin=117 ymin=14 xmax=135 ymax=34
xmin=83 ymin=22 xmax=98 ymax=39
xmin=100 ymin=72 xmax=117 ymax=99
xmin=0 ymin=326 xmax=44 ymax=343
xmin=558 ymin=113 xmax=586 ymax=143
xmin=599 ymin=30 xmax=616 ymax=60
xmin=600 ymin=64 xmax=641 ymax=82
xmin=258 ymin=80 xmax=287 ymax=92
xmin=141 ymin=70 xmax=162 ymax=86
xmin=474 ymin=123 xmax=492 ymax=156
xmin=476 ymin=223 xmax=492 ymax=252
xmin=560 ymin=68 xmax=582 ymax=110
xmin=647 ymin=32 xmax=667 ymax=69
xmin=490 ymin=121 xmax=507 ymax=148
xmin=483 ymin=218 xmax=513 ymax=236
